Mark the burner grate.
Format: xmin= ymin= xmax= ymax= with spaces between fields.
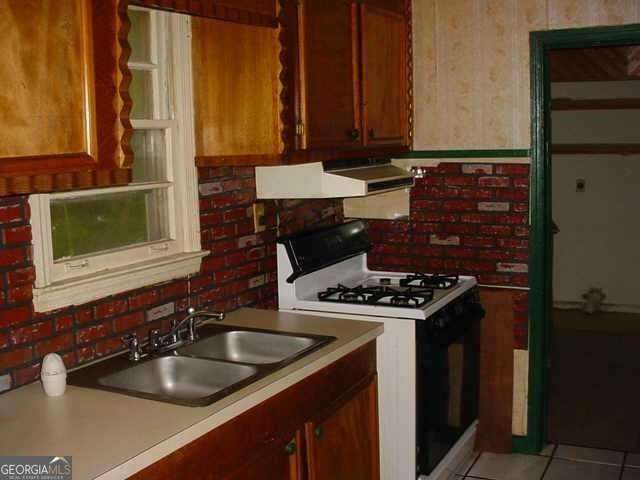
xmin=317 ymin=284 xmax=434 ymax=308
xmin=399 ymin=273 xmax=459 ymax=289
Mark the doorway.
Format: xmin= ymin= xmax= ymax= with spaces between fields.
xmin=527 ymin=24 xmax=640 ymax=454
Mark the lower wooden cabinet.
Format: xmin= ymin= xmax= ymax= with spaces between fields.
xmin=129 ymin=342 xmax=379 ymax=480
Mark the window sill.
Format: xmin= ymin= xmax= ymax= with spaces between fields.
xmin=33 ymin=251 xmax=209 ymax=313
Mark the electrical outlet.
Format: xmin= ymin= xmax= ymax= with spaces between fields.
xmin=253 ymin=202 xmax=266 ymax=233
xmin=576 ymin=178 xmax=586 ymax=193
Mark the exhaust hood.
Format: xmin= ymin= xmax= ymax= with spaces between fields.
xmin=255 ymin=158 xmax=414 ymax=199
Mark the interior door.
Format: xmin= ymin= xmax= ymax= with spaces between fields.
xmin=297 ymin=0 xmax=361 ymax=149
xmin=360 ymin=5 xmax=408 ymax=146
xmin=304 ymin=377 xmax=380 ymax=480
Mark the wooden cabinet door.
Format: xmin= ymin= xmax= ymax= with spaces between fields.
xmin=192 ymin=17 xmax=281 ymax=166
xmin=227 ymin=435 xmax=303 ymax=480
xmin=0 ymin=0 xmax=130 ymax=193
xmin=297 ymin=0 xmax=361 ymax=149
xmin=361 ymin=0 xmax=405 ymax=14
xmin=360 ymin=5 xmax=408 ymax=147
xmin=305 ymin=377 xmax=380 ymax=480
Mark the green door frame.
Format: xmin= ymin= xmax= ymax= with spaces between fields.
xmin=519 ymin=22 xmax=640 ymax=454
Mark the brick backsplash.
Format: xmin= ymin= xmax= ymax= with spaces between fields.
xmin=367 ymin=162 xmax=531 ymax=349
xmin=0 ymin=167 xmax=343 ymax=393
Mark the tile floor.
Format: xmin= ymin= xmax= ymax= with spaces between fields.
xmin=456 ymin=445 xmax=640 ymax=480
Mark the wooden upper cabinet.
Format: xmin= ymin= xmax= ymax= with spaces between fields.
xmin=192 ymin=17 xmax=282 ymax=166
xmin=296 ymin=0 xmax=361 ymax=150
xmin=361 ymin=0 xmax=405 ymax=14
xmin=305 ymin=377 xmax=380 ymax=480
xmin=361 ymin=5 xmax=408 ymax=146
xmin=0 ymin=0 xmax=131 ymax=194
xmin=214 ymin=0 xmax=277 ymax=17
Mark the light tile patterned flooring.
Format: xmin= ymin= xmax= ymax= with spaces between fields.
xmin=455 ymin=445 xmax=640 ymax=480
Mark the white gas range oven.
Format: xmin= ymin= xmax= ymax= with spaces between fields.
xmin=277 ymin=220 xmax=485 ymax=480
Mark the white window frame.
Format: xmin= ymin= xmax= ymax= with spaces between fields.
xmin=30 ymin=10 xmax=206 ymax=312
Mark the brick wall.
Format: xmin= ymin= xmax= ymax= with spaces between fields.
xmin=0 ymin=166 xmax=343 ymax=393
xmin=367 ymin=162 xmax=530 ymax=349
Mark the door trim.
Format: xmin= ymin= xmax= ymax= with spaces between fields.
xmin=521 ymin=22 xmax=640 ymax=454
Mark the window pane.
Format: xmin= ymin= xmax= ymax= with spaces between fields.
xmin=130 ymin=69 xmax=154 ymax=119
xmin=131 ymin=130 xmax=168 ymax=182
xmin=128 ymin=9 xmax=152 ymax=63
xmin=51 ymin=189 xmax=170 ymax=261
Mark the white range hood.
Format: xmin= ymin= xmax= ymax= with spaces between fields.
xmin=255 ymin=158 xmax=414 ymax=199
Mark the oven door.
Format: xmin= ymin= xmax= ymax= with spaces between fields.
xmin=415 ymin=290 xmax=484 ymax=476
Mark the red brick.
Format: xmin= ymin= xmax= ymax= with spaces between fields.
xmin=413 ymin=200 xmax=441 ymax=210
xmin=478 ymin=273 xmax=512 ymax=285
xmin=463 ymin=236 xmax=496 ymax=248
xmin=513 ymin=203 xmax=529 ymax=213
xmin=459 ymin=188 xmax=495 ymax=200
xmin=35 ymin=333 xmax=74 ymax=357
xmin=432 ymin=164 xmax=461 ymax=174
xmin=444 ymin=176 xmax=476 ymax=187
xmin=211 ymin=224 xmax=235 ymax=240
xmin=443 ymin=200 xmax=476 ymax=212
xmin=373 ymin=244 xmax=409 ymax=255
xmin=76 ymin=346 xmax=95 ymax=363
xmin=0 ymin=247 xmax=28 ymax=267
xmin=446 ymin=248 xmax=477 ymax=259
xmin=190 ymin=274 xmax=214 ymax=291
xmin=208 ymin=194 xmax=235 ymax=209
xmin=128 ymin=290 xmax=159 ymax=310
xmin=95 ymin=337 xmax=125 ymax=357
xmin=247 ymin=247 xmax=265 ymax=261
xmin=209 ymin=238 xmax=237 ymax=255
xmin=74 ymin=308 xmax=94 ymax=325
xmin=201 ymin=255 xmax=225 ymax=273
xmin=10 ymin=321 xmax=53 ymax=345
xmin=13 ymin=363 xmax=40 ymax=386
xmin=94 ymin=299 xmax=128 ymax=319
xmin=459 ymin=261 xmax=495 ymax=273
xmin=462 ymin=164 xmax=493 ymax=175
xmin=76 ymin=324 xmax=110 ymax=344
xmin=0 ymin=346 xmax=32 ymax=370
xmin=479 ymin=225 xmax=512 ymax=236
xmin=495 ymin=214 xmax=528 ymax=225
xmin=413 ymin=246 xmax=444 ymax=257
xmin=200 ymin=211 xmax=223 ymax=226
xmin=0 ymin=204 xmax=24 ymax=223
xmin=0 ymin=331 xmax=8 ymax=349
xmin=236 ymin=262 xmax=261 ymax=278
xmin=412 ymin=223 xmax=442 ymax=234
xmin=54 ymin=315 xmax=74 ymax=332
xmin=460 ymin=213 xmax=495 ymax=224
xmin=414 ymin=258 xmax=446 ymax=271
xmin=225 ymin=251 xmax=247 ymax=267
xmin=443 ymin=224 xmax=476 ymax=235
xmin=3 ymin=226 xmax=31 ymax=245
xmin=497 ymin=189 xmax=529 ymax=202
xmin=7 ymin=285 xmax=33 ymax=303
xmin=496 ymin=165 xmax=529 ymax=175
xmin=113 ymin=312 xmax=145 ymax=333
xmin=7 ymin=266 xmax=35 ymax=286
xmin=514 ymin=177 xmax=529 ymax=188
xmin=235 ymin=220 xmax=255 ymax=236
xmin=514 ymin=226 xmax=529 ymax=237
xmin=160 ymin=281 xmax=188 ymax=300
xmin=497 ymin=238 xmax=529 ymax=249
xmin=0 ymin=306 xmax=32 ymax=329
xmin=223 ymin=207 xmax=249 ymax=223
xmin=478 ymin=176 xmax=511 ymax=188
xmin=414 ymin=176 xmax=443 ymax=186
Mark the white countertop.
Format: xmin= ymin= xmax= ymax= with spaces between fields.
xmin=0 ymin=308 xmax=383 ymax=480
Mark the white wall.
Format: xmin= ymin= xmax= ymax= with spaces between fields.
xmin=552 ymin=81 xmax=640 ymax=309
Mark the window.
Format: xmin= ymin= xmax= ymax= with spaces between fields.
xmin=30 ymin=8 xmax=205 ymax=312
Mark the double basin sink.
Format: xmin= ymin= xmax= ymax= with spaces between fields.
xmin=68 ymin=324 xmax=335 ymax=407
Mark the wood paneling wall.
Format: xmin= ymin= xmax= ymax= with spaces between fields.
xmin=413 ymin=0 xmax=640 ymax=150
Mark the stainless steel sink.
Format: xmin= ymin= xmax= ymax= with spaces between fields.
xmin=68 ymin=322 xmax=335 ymax=407
xmin=178 ymin=330 xmax=318 ymax=364
xmin=98 ymin=356 xmax=258 ymax=405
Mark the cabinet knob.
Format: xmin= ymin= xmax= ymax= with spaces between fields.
xmin=314 ymin=426 xmax=324 ymax=439
xmin=284 ymin=441 xmax=297 ymax=455
xmin=347 ymin=128 xmax=360 ymax=141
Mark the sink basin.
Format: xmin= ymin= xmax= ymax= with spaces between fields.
xmin=178 ymin=330 xmax=318 ymax=364
xmin=98 ymin=356 xmax=258 ymax=404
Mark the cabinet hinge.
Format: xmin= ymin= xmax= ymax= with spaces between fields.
xmin=295 ymin=122 xmax=305 ymax=136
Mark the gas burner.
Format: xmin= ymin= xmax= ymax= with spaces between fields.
xmin=399 ymin=273 xmax=459 ymax=289
xmin=318 ymin=284 xmax=434 ymax=308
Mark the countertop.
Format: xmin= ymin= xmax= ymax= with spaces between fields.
xmin=0 ymin=308 xmax=383 ymax=479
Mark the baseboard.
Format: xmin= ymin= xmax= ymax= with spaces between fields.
xmin=420 ymin=420 xmax=478 ymax=480
xmin=553 ymin=301 xmax=640 ymax=314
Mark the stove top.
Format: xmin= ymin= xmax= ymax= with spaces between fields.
xmin=318 ymin=284 xmax=435 ymax=308
xmin=399 ymin=273 xmax=459 ymax=289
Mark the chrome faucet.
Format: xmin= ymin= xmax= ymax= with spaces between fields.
xmin=121 ymin=307 xmax=225 ymax=361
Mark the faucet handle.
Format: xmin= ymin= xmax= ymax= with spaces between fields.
xmin=187 ymin=306 xmax=196 ymax=315
xmin=122 ymin=333 xmax=141 ymax=361
xmin=149 ymin=329 xmax=161 ymax=348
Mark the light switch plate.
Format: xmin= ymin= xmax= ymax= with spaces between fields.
xmin=253 ymin=202 xmax=266 ymax=233
xmin=576 ymin=178 xmax=586 ymax=192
